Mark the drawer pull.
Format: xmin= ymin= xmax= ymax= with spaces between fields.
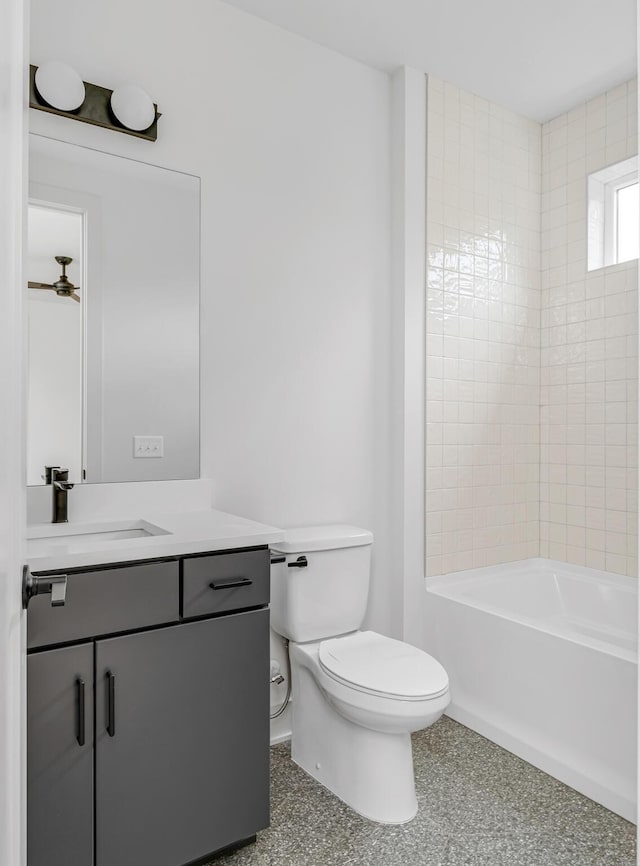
xmin=208 ymin=578 xmax=253 ymax=591
xmin=76 ymin=677 xmax=86 ymax=747
xmin=50 ymin=576 xmax=67 ymax=606
xmin=106 ymin=671 xmax=116 ymax=737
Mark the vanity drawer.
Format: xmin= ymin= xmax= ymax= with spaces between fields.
xmin=182 ymin=549 xmax=269 ymax=618
xmin=27 ymin=560 xmax=179 ymax=649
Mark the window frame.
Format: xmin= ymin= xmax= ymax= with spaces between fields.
xmin=611 ymin=175 xmax=639 ymax=264
xmin=587 ymin=155 xmax=638 ymax=271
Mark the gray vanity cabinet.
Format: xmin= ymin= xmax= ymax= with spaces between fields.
xmin=94 ymin=609 xmax=270 ymax=866
xmin=27 ymin=643 xmax=94 ymax=866
xmin=27 ymin=547 xmax=271 ymax=866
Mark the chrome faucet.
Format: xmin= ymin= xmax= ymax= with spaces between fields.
xmin=46 ymin=466 xmax=74 ymax=523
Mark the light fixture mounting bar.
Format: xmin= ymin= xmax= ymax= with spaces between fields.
xmin=29 ymin=65 xmax=160 ymax=142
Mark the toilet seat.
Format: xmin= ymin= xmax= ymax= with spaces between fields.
xmin=319 ymin=631 xmax=449 ymax=701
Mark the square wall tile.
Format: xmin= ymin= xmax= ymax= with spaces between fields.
xmin=426 ymin=75 xmax=638 ymax=579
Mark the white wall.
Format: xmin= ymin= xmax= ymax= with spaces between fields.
xmin=390 ymin=67 xmax=428 ymax=645
xmin=29 ymin=0 xmax=394 ymax=733
xmin=26 ymin=478 xmax=215 ymax=525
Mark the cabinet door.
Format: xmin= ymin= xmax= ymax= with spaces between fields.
xmin=95 ymin=609 xmax=270 ymax=866
xmin=27 ymin=644 xmax=94 ymax=866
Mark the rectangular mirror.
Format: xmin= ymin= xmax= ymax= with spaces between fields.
xmin=27 ymin=135 xmax=200 ymax=485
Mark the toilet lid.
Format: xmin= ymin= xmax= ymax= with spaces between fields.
xmin=319 ymin=631 xmax=449 ymax=700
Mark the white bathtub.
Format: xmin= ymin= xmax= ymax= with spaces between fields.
xmin=425 ymin=558 xmax=637 ymax=822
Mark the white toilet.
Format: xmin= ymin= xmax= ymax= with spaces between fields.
xmin=270 ymin=525 xmax=450 ymax=824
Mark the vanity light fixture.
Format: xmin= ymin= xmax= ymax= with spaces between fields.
xmin=110 ymin=84 xmax=156 ymax=132
xmin=30 ymin=64 xmax=160 ymax=142
xmin=34 ymin=61 xmax=85 ymax=112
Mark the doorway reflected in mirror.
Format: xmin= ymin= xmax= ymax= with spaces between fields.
xmin=27 ymin=204 xmax=84 ymax=486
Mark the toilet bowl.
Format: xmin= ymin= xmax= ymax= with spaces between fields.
xmin=270 ymin=526 xmax=450 ymax=824
xmin=289 ymin=633 xmax=449 ymax=823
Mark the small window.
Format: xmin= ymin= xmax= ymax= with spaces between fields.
xmin=588 ymin=156 xmax=639 ymax=270
xmin=616 ymin=179 xmax=639 ymax=263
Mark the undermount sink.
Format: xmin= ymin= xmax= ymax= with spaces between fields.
xmin=27 ymin=519 xmax=171 ymax=554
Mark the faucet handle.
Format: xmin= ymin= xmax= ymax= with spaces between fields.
xmin=51 ymin=467 xmax=71 ymax=484
xmin=44 ymin=465 xmax=61 ymax=485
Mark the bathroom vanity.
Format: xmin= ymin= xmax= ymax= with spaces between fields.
xmin=25 ymin=509 xmax=283 ymax=866
xmin=23 ymin=135 xmax=281 ymax=865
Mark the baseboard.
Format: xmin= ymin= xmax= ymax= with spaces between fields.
xmin=270 ymin=730 xmax=291 ymax=746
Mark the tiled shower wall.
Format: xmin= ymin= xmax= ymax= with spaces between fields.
xmin=426 ymin=75 xmax=639 ymax=579
xmin=425 ymin=76 xmax=541 ymax=577
xmin=540 ymin=81 xmax=638 ymax=576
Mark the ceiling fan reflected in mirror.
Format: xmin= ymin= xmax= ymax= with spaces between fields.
xmin=28 ymin=255 xmax=80 ymax=303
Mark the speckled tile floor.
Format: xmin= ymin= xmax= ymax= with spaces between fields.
xmin=208 ymin=717 xmax=636 ymax=866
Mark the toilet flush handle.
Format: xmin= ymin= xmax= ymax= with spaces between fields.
xmin=288 ymin=556 xmax=308 ymax=569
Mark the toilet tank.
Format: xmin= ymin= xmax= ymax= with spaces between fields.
xmin=270 ymin=525 xmax=373 ymax=643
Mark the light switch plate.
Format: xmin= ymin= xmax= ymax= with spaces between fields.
xmin=133 ymin=435 xmax=164 ymax=458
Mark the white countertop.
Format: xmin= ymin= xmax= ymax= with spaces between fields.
xmin=27 ymin=509 xmax=284 ymax=572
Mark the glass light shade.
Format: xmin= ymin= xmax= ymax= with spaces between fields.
xmin=110 ymin=84 xmax=155 ymax=132
xmin=35 ymin=61 xmax=85 ymax=112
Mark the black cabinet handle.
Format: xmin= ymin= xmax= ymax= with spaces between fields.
xmin=75 ymin=677 xmax=85 ymax=747
xmin=288 ymin=556 xmax=308 ymax=568
xmin=106 ymin=670 xmax=116 ymax=737
xmin=208 ymin=578 xmax=253 ymax=591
